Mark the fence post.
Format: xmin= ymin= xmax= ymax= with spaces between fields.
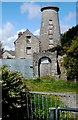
xmin=56 ymin=106 xmax=59 ymax=120
xmin=49 ymin=108 xmax=56 ymax=120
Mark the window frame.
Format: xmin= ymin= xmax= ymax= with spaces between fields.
xmin=26 ymin=36 xmax=31 ymax=44
xmin=26 ymin=47 xmax=32 ymax=55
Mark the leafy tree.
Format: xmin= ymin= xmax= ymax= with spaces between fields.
xmin=61 ymin=25 xmax=78 ymax=47
xmin=60 ymin=25 xmax=78 ymax=55
xmin=63 ymin=37 xmax=78 ymax=81
xmin=2 ymin=66 xmax=31 ymax=120
xmin=0 ymin=41 xmax=3 ymax=58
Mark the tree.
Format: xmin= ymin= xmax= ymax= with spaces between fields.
xmin=0 ymin=41 xmax=3 ymax=58
xmin=2 ymin=66 xmax=31 ymax=120
xmin=63 ymin=37 xmax=78 ymax=81
xmin=61 ymin=25 xmax=78 ymax=47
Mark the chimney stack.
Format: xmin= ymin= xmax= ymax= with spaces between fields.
xmin=18 ymin=32 xmax=23 ymax=38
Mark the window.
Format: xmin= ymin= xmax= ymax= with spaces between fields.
xmin=49 ymin=39 xmax=53 ymax=44
xmin=49 ymin=35 xmax=53 ymax=39
xmin=49 ymin=20 xmax=53 ymax=25
xmin=48 ymin=20 xmax=54 ymax=44
xmin=48 ymin=29 xmax=53 ymax=35
xmin=26 ymin=47 xmax=31 ymax=55
xmin=49 ymin=25 xmax=54 ymax=30
xmin=48 ymin=20 xmax=54 ymax=35
xmin=26 ymin=36 xmax=31 ymax=43
xmin=49 ymin=44 xmax=54 ymax=48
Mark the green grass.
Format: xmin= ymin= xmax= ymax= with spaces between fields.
xmin=26 ymin=77 xmax=77 ymax=93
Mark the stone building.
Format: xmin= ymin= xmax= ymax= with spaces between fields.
xmin=14 ymin=6 xmax=62 ymax=79
xmin=2 ymin=50 xmax=15 ymax=59
xmin=14 ymin=29 xmax=39 ymax=58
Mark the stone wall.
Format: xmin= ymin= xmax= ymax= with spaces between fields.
xmin=33 ymin=51 xmax=58 ymax=78
xmin=58 ymin=55 xmax=67 ymax=80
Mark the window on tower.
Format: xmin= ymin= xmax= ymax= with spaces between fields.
xmin=48 ymin=20 xmax=54 ymax=35
xmin=49 ymin=35 xmax=53 ymax=39
xmin=48 ymin=29 xmax=53 ymax=35
xmin=49 ymin=39 xmax=53 ymax=44
xmin=49 ymin=44 xmax=54 ymax=48
xmin=49 ymin=20 xmax=53 ymax=25
xmin=49 ymin=25 xmax=54 ymax=30
xmin=48 ymin=19 xmax=54 ymax=48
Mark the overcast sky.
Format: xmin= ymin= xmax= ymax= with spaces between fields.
xmin=1 ymin=2 xmax=76 ymax=50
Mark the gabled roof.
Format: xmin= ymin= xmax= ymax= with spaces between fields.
xmin=14 ymin=29 xmax=39 ymax=44
xmin=3 ymin=50 xmax=15 ymax=56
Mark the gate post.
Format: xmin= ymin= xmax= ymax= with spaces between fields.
xmin=56 ymin=106 xmax=60 ymax=120
xmin=49 ymin=108 xmax=56 ymax=120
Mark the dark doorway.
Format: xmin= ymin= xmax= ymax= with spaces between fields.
xmin=38 ymin=57 xmax=51 ymax=77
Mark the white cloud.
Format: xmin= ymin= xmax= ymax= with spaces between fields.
xmin=4 ymin=45 xmax=13 ymax=51
xmin=1 ymin=22 xmax=15 ymax=50
xmin=1 ymin=22 xmax=14 ymax=43
xmin=33 ymin=29 xmax=40 ymax=36
xmin=2 ymin=22 xmax=14 ymax=41
xmin=7 ymin=29 xmax=25 ymax=43
xmin=3 ymin=34 xmax=17 ymax=50
xmin=60 ymin=23 xmax=72 ymax=33
xmin=20 ymin=3 xmax=40 ymax=19
xmin=65 ymin=12 xmax=76 ymax=22
xmin=1 ymin=22 xmax=25 ymax=50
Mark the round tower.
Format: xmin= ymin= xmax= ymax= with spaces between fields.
xmin=40 ymin=6 xmax=61 ymax=51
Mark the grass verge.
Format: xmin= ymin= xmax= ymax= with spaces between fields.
xmin=26 ymin=77 xmax=77 ymax=93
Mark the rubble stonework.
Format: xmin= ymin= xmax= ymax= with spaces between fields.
xmin=33 ymin=51 xmax=58 ymax=78
xmin=58 ymin=55 xmax=67 ymax=80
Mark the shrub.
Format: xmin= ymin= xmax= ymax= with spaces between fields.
xmin=2 ymin=66 xmax=31 ymax=120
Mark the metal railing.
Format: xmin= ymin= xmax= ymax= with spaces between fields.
xmin=49 ymin=107 xmax=78 ymax=120
xmin=26 ymin=91 xmax=76 ymax=120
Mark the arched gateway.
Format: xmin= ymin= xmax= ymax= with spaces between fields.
xmin=33 ymin=51 xmax=58 ymax=78
xmin=38 ymin=57 xmax=51 ymax=77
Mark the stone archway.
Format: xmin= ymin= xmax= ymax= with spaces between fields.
xmin=38 ymin=57 xmax=51 ymax=77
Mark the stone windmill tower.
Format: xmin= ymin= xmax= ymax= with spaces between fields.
xmin=40 ymin=6 xmax=61 ymax=51
xmin=33 ymin=6 xmax=61 ymax=78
